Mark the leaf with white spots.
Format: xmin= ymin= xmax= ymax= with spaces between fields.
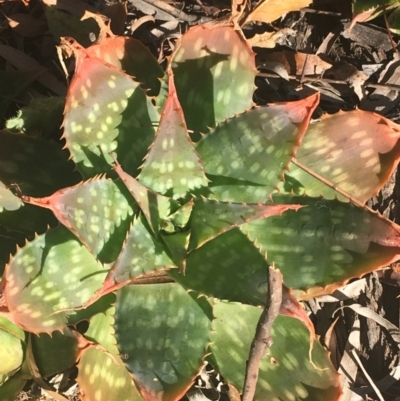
xmin=241 ymin=195 xmax=400 ymax=299
xmin=279 ymin=109 xmax=400 ymax=205
xmin=5 ymin=226 xmax=106 ymax=334
xmin=113 ymin=158 xmax=174 ymax=233
xmin=84 ymin=304 xmax=119 ymax=356
xmin=68 ymin=292 xmax=116 ymax=326
xmin=86 ymin=36 xmax=163 ymax=96
xmin=114 ymin=283 xmax=211 ymax=401
xmin=22 ymin=178 xmax=135 ymax=261
xmin=63 ymin=48 xmax=159 ymax=178
xmin=188 ymin=197 xmax=303 ymax=251
xmin=0 ymin=129 xmax=78 ymax=248
xmin=0 ymin=129 xmax=78 ymax=274
xmin=103 ymin=215 xmax=176 ymax=289
xmin=170 ymin=228 xmax=269 ymax=306
xmin=196 ymin=94 xmax=319 ymax=194
xmin=138 ymin=74 xmax=208 ymax=199
xmin=171 ymin=25 xmax=256 ymax=135
xmin=210 ymin=301 xmax=341 ymax=401
xmin=0 ymin=316 xmax=24 ymax=379
xmin=207 ymin=175 xmax=275 ymax=203
xmin=77 ymin=347 xmax=142 ymax=401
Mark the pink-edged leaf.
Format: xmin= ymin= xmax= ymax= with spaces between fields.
xmin=86 ymin=36 xmax=163 ymax=95
xmin=21 ymin=178 xmax=134 ymax=260
xmin=210 ymin=301 xmax=341 ymax=401
xmin=188 ymin=197 xmax=303 ymax=251
xmin=241 ymin=195 xmax=400 ymax=299
xmin=171 ymin=24 xmax=256 ymax=135
xmin=63 ymin=47 xmax=159 ymax=178
xmin=114 ymin=283 xmax=211 ymax=401
xmin=5 ymin=226 xmax=105 ymax=334
xmin=282 ymin=109 xmax=400 ymax=204
xmin=196 ymin=93 xmax=319 ymax=196
xmin=113 ymin=157 xmax=174 ymax=233
xmin=102 ymin=215 xmax=176 ymax=291
xmin=138 ymin=73 xmax=208 ymax=199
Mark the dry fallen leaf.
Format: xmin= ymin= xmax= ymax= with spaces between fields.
xmin=257 ymin=50 xmax=332 ymax=75
xmin=246 ymin=28 xmax=295 ymax=48
xmin=244 ymin=0 xmax=311 ymax=25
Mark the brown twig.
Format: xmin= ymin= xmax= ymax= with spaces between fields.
xmin=299 ymin=54 xmax=310 ymax=84
xmin=142 ymin=0 xmax=198 ymax=22
xmin=242 ymin=266 xmax=283 ymax=401
xmin=257 ymin=71 xmax=400 ymax=91
xmin=381 ymin=0 xmax=398 ymax=55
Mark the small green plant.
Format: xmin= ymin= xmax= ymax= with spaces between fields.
xmin=2 ymin=17 xmax=400 ymax=401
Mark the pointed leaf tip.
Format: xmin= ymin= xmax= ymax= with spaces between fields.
xmin=139 ymin=74 xmax=208 ymax=199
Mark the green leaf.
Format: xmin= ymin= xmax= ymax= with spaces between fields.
xmin=0 ymin=316 xmax=25 ymax=341
xmin=210 ymin=301 xmax=341 ymax=401
xmin=77 ymin=347 xmax=142 ymax=401
xmin=171 ymin=25 xmax=256 ymax=135
xmin=0 ymin=130 xmax=80 ymax=198
xmin=113 ymin=159 xmax=173 ymax=233
xmin=0 ymin=69 xmax=42 ymax=122
xmin=44 ymin=5 xmax=100 ymax=47
xmin=353 ymin=0 xmax=398 ymax=16
xmin=207 ymin=174 xmax=274 ymax=203
xmin=22 ymin=178 xmax=135 ymax=261
xmin=6 ymin=97 xmax=64 ymax=139
xmin=138 ymin=74 xmax=208 ymax=199
xmin=0 ymin=374 xmax=27 ymax=400
xmin=5 ymin=226 xmax=106 ymax=333
xmin=0 ymin=317 xmax=24 ymax=377
xmin=114 ymin=283 xmax=211 ymax=401
xmin=104 ymin=215 xmax=176 ymax=289
xmin=63 ymin=49 xmax=159 ymax=178
xmin=170 ymin=228 xmax=269 ymax=306
xmin=0 ymin=204 xmax=57 ymax=278
xmin=196 ymin=94 xmax=318 ymax=191
xmin=31 ymin=328 xmax=79 ymax=377
xmin=188 ymin=197 xmax=302 ymax=251
xmin=160 ymin=231 xmax=190 ymax=272
xmin=169 ymin=200 xmax=193 ymax=228
xmin=241 ymin=195 xmax=400 ymax=298
xmin=84 ymin=304 xmax=119 ymax=356
xmin=86 ymin=36 xmax=163 ymax=96
xmin=0 ymin=129 xmax=78 ymax=272
xmin=68 ymin=292 xmax=116 ymax=326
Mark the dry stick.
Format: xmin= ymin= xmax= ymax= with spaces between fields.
xmin=351 ymin=349 xmax=385 ymax=401
xmin=242 ymin=266 xmax=283 ymax=401
xmin=299 ymin=54 xmax=310 ymax=84
xmin=381 ymin=0 xmax=398 ymax=55
xmin=257 ymin=72 xmax=400 ymax=92
xmin=142 ymin=0 xmax=198 ymax=22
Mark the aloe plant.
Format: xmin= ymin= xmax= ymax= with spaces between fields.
xmin=2 ymin=20 xmax=400 ymax=401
